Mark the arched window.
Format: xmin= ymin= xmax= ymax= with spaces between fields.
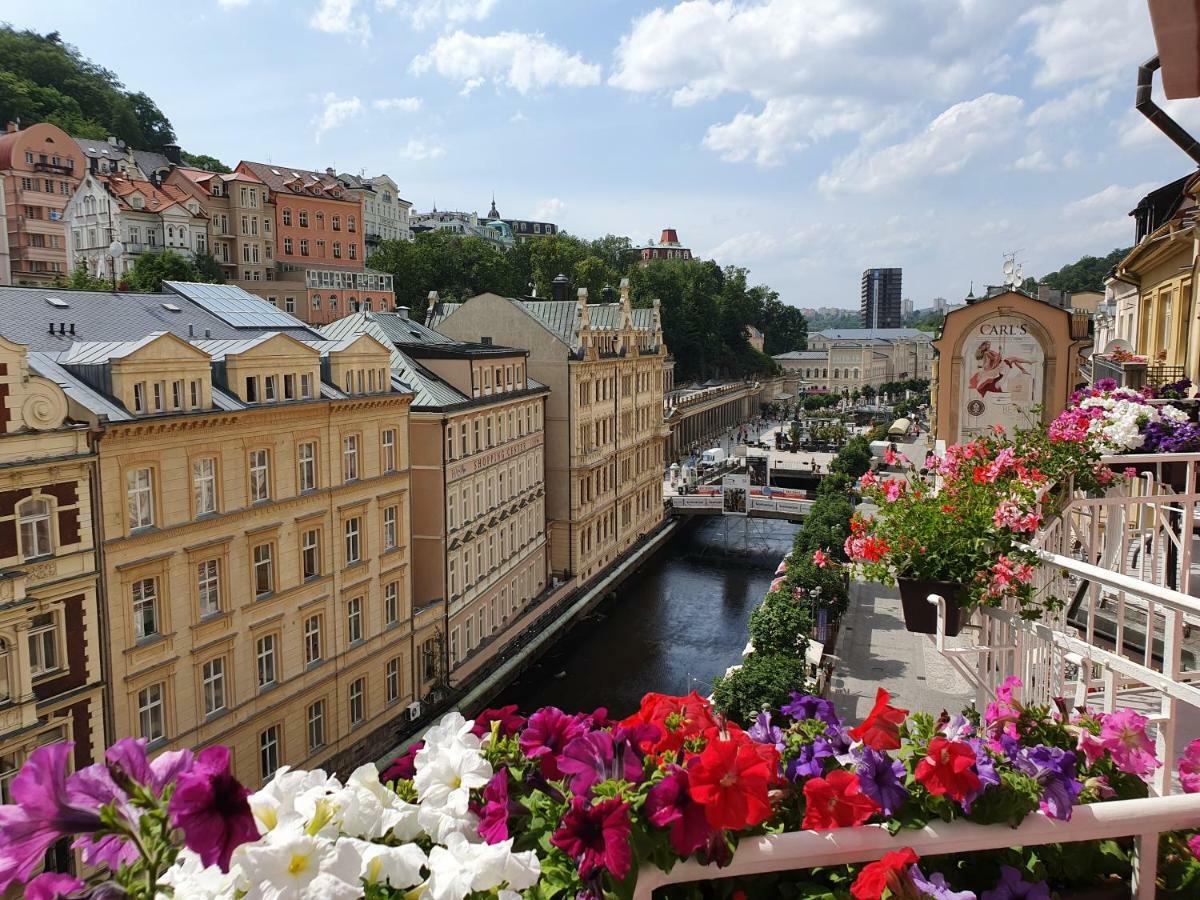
xmin=17 ymin=497 xmax=53 ymax=560
xmin=822 ymin=369 xmax=828 ymax=378
xmin=854 ymin=368 xmax=860 ymax=379
xmin=348 ymin=215 xmax=357 ymax=233
xmin=833 ymin=368 xmax=839 ymax=379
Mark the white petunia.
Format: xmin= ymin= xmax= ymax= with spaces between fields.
xmin=426 ymin=832 xmax=541 ymax=899
xmin=333 ymin=764 xmax=422 ymax=840
xmin=426 ymin=833 xmax=482 ymax=900
xmin=157 ymin=848 xmax=238 ymax=899
xmin=418 ymin=711 xmax=481 ymax=756
xmin=235 ymin=830 xmax=362 ymax=900
xmin=413 ymin=743 xmax=492 ymax=808
xmin=417 ymin=789 xmax=479 ymax=843
xmin=249 ymin=767 xmax=341 ymax=833
xmin=340 ymin=837 xmax=427 ymax=888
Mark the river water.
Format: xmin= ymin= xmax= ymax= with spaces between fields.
xmin=494 ymin=516 xmax=801 ymax=718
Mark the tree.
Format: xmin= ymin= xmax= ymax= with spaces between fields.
xmin=711 ymin=652 xmax=809 ymax=727
xmin=1032 ymin=248 xmax=1131 ymax=293
xmin=124 ymin=250 xmax=208 ymax=293
xmin=52 ymin=263 xmax=109 ymax=292
xmin=749 ymin=594 xmax=812 ymax=656
xmin=192 ymin=252 xmax=226 ymax=284
xmin=180 ymin=152 xmax=231 ymax=174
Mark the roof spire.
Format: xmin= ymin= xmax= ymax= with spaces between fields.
xmin=488 ymin=193 xmax=499 ymax=220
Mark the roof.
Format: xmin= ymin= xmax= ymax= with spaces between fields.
xmin=428 ymin=297 xmax=657 ymax=345
xmin=811 ymin=328 xmax=931 ymax=342
xmin=95 ymin=174 xmax=191 ymax=216
xmin=73 ymin=136 xmax=127 ymax=162
xmin=774 ymin=350 xmax=825 ymax=359
xmin=327 ymin=311 xmax=456 ymax=347
xmin=239 ymin=160 xmax=356 ymax=204
xmin=176 ymin=166 xmax=263 ymax=186
xmin=163 ymin=282 xmax=318 ymax=334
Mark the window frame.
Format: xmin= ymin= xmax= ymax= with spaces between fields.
xmin=138 ymin=683 xmax=165 ymax=743
xmin=17 ymin=497 xmax=54 ymax=560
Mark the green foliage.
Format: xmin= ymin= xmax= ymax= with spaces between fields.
xmin=180 ymin=151 xmax=230 ymax=173
xmin=804 ymin=309 xmax=861 ymax=331
xmin=711 ymin=651 xmax=809 ymax=726
xmin=828 ymin=436 xmax=872 ymax=479
xmin=51 ymin=263 xmax=110 ymax=292
xmin=749 ymin=592 xmax=812 ymax=656
xmin=191 ymin=252 xmax=226 ymax=284
xmin=1033 ymin=247 xmax=1132 ymax=293
xmin=124 ymin=250 xmax=216 ymax=293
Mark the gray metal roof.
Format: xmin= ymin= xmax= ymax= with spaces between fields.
xmin=163 ymin=282 xmax=315 ymax=332
xmin=27 ymin=352 xmax=132 ymax=422
xmin=324 ymin=311 xmax=455 ymax=347
xmin=431 ymin=298 xmax=656 ymax=344
xmin=773 ymin=350 xmax=826 ymax=359
xmin=812 ymin=328 xmax=931 ymax=342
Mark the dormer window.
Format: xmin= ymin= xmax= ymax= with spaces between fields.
xmin=131 ymin=195 xmax=143 ymax=209
xmin=264 ymin=375 xmax=277 ymax=402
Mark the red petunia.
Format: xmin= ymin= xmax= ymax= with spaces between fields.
xmin=621 ymin=691 xmax=717 ymax=756
xmin=848 ymin=688 xmax=908 ymax=751
xmin=801 ymin=769 xmax=879 ymax=830
xmin=915 ymin=737 xmax=981 ymax=801
xmin=687 ymin=737 xmax=774 ymax=830
xmin=851 ymin=848 xmax=919 ymax=900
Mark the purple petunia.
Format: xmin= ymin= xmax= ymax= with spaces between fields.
xmin=520 ymin=707 xmax=590 ymax=781
xmin=748 ymin=711 xmax=784 ymax=751
xmin=1014 ymin=744 xmax=1082 ymax=821
xmin=558 ymin=731 xmax=641 ymax=795
xmin=909 ymin=864 xmax=978 ymax=900
xmin=781 ymin=693 xmax=840 ymax=726
xmin=855 ymin=748 xmax=909 ymax=816
xmin=961 ymin=738 xmax=1001 ymax=813
xmin=478 ymin=769 xmax=518 ymax=844
xmin=981 ymin=865 xmax=1051 ymax=900
xmin=645 ymin=766 xmax=711 ymax=856
xmin=167 ymin=745 xmax=258 ymax=872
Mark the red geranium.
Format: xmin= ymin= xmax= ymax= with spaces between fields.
xmin=621 ymin=691 xmax=717 ymax=756
xmin=687 ymin=737 xmax=774 ymax=830
xmin=851 ymin=848 xmax=919 ymax=900
xmin=801 ymin=769 xmax=878 ymax=830
xmin=915 ymin=737 xmax=981 ymax=801
xmin=848 ymin=688 xmax=908 ymax=751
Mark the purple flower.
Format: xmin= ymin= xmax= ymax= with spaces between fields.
xmin=24 ymin=872 xmax=84 ymax=900
xmin=855 ymin=748 xmax=909 ymax=816
xmin=380 ymin=741 xmax=423 ymax=783
xmin=909 ymin=865 xmax=977 ymax=900
xmin=0 ymin=743 xmax=105 ymax=892
xmin=781 ymin=693 xmax=839 ymax=725
xmin=558 ymin=731 xmax=641 ymax=795
xmin=106 ymin=738 xmax=194 ymax=795
xmin=549 ymin=796 xmax=632 ymax=881
xmin=981 ymin=866 xmax=1051 ymax=900
xmin=961 ymin=739 xmax=1001 ymax=813
xmin=68 ymin=763 xmax=139 ymax=869
xmin=167 ymin=746 xmax=257 ymax=872
xmin=470 ymin=705 xmax=526 ymax=739
xmin=520 ymin=707 xmax=589 ymax=781
xmin=786 ymin=736 xmax=837 ymax=779
xmin=1014 ymin=745 xmax=1082 ymax=821
xmin=748 ymin=711 xmax=783 ymax=750
xmin=645 ymin=766 xmax=711 ymax=856
xmin=478 ymin=770 xmax=518 ymax=844
xmin=941 ymin=714 xmax=974 ymax=742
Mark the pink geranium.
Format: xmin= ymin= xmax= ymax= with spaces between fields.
xmin=1098 ymin=709 xmax=1161 ymax=780
xmin=1178 ymin=738 xmax=1200 ymax=793
xmin=882 ymin=479 xmax=904 ymax=503
xmin=812 ymin=549 xmax=829 ymax=568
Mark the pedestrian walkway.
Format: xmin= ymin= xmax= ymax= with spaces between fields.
xmin=829 ymin=581 xmax=974 ymax=722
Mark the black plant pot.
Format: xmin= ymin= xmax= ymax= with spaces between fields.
xmin=1162 ymin=459 xmax=1194 ymax=493
xmin=896 ymin=578 xmax=967 ymax=636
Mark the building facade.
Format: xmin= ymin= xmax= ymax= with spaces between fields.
xmin=0 ymin=336 xmax=106 ymax=793
xmin=781 ymin=328 xmax=933 ymax=393
xmin=861 ymin=268 xmax=903 ymax=329
xmin=0 ymin=122 xmax=83 ymax=284
xmin=429 ymin=279 xmax=668 ymax=582
xmin=634 ymin=228 xmax=692 ymax=264
xmin=411 ymin=209 xmax=515 ymax=249
xmin=323 ymin=310 xmax=551 ymax=696
xmin=164 ymin=167 xmax=275 ymax=286
xmin=338 ymin=173 xmax=413 ymax=246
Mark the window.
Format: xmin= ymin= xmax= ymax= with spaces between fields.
xmin=28 ymin=612 xmax=57 ymax=677
xmin=343 ymin=434 xmax=359 ymax=482
xmin=256 ymin=634 xmax=277 ymax=688
xmin=332 ymin=214 xmax=341 ymax=231
xmin=349 ymin=243 xmax=357 ymax=260
xmin=284 ymin=373 xmax=296 ymax=400
xmin=298 ymin=442 xmax=317 ymax=492
xmin=386 ymin=657 xmax=401 ymax=704
xmin=332 ymin=241 xmax=341 ymax=259
xmin=197 ymin=559 xmax=221 ymax=617
xmin=345 ymin=517 xmax=361 ymax=564
xmin=301 ymin=373 xmax=314 ymax=399
xmin=127 ymin=468 xmax=155 ymax=529
xmin=307 ymin=699 xmax=325 ymax=752
xmin=283 ymin=208 xmax=292 ymax=226
xmin=299 ymin=210 xmax=309 ymax=227
xmin=259 ymin=725 xmax=280 ymax=781
xmin=153 ymin=382 xmax=164 ymax=412
xmin=422 ymin=638 xmax=436 ymax=681
xmin=384 ymin=581 xmax=399 ymax=627
xmin=300 ymin=528 xmax=321 ymax=580
xmin=300 ymin=239 xmax=309 ymax=256
xmin=193 ymin=458 xmax=217 ymax=515
xmin=264 ymin=375 xmax=277 ymax=401
xmin=383 ymin=506 xmax=397 ymax=551
xmin=138 ymin=684 xmax=165 ymax=742
xmin=132 ymin=578 xmax=159 ymax=640
xmin=253 ymin=543 xmax=274 ymax=596
xmin=349 ymin=677 xmax=365 ymax=726
xmin=245 ymin=376 xmax=259 ymax=403
xmin=249 ymin=450 xmax=270 ymax=502
xmin=348 ymin=215 xmax=357 ymax=233
xmin=304 ymin=615 xmax=322 ymax=665
xmin=284 ymin=237 xmax=293 ymax=255
xmin=17 ymin=498 xmax=52 ymax=559
xmin=202 ymin=657 xmax=226 ymax=716
xmin=347 ymin=596 xmax=363 ymax=644
xmin=381 ymin=429 xmax=396 ymax=471
xmin=450 ymin=627 xmax=460 ymax=664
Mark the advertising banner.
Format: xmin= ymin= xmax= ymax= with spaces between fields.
xmin=722 ymin=474 xmax=749 ymax=516
xmin=958 ymin=315 xmax=1043 ymax=440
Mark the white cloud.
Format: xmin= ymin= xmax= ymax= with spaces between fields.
xmin=1012 ymin=149 xmax=1056 ymax=172
xmin=1063 ymin=181 xmax=1158 ymax=243
xmin=819 ymin=93 xmax=1024 ymax=194
xmin=372 ymin=97 xmax=423 ymax=112
xmin=390 ymin=0 xmax=500 ymax=31
xmin=703 ymin=97 xmax=877 ymax=167
xmin=217 ymin=0 xmax=250 ymax=8
xmin=398 ymin=139 xmax=446 ymax=161
xmin=1116 ymin=94 xmax=1200 ymax=151
xmin=411 ymin=30 xmax=601 ymax=94
xmin=1027 ymin=86 xmax=1110 ymax=126
xmin=508 ymin=110 xmax=527 ymax=124
xmin=313 ymin=93 xmax=363 ymax=140
xmin=531 ymin=198 xmax=566 ymax=222
xmin=309 ymin=0 xmax=371 ymax=40
xmin=1020 ymin=0 xmax=1151 ymax=88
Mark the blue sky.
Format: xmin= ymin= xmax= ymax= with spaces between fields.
xmin=4 ymin=0 xmax=1198 ymax=309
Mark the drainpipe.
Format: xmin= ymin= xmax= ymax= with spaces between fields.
xmin=87 ymin=421 xmax=115 ymax=753
xmin=1136 ymin=56 xmax=1200 ymax=164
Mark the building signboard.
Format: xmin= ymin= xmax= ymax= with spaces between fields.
xmin=722 ymin=474 xmax=749 ymax=516
xmin=957 ymin=315 xmax=1044 ymax=440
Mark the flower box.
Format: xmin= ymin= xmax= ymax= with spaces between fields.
xmin=897 ymin=577 xmax=968 ymax=636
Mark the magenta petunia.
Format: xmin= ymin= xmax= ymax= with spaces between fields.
xmin=520 ymin=707 xmax=589 ymax=781
xmin=167 ymin=746 xmax=258 ymax=872
xmin=1099 ymin=709 xmax=1160 ymax=779
xmin=477 ymin=769 xmax=517 ymax=844
xmin=550 ymin=796 xmax=632 ymax=881
xmin=645 ymin=766 xmax=711 ymax=856
xmin=106 ymin=738 xmax=194 ymax=795
xmin=558 ymin=731 xmax=641 ymax=795
xmin=1179 ymin=738 xmax=1200 ymax=794
xmin=380 ymin=741 xmax=423 ymax=783
xmin=24 ymin=872 xmax=85 ymax=900
xmin=471 ymin=705 xmax=527 ymax=739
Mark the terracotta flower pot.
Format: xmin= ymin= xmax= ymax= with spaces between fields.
xmin=896 ymin=578 xmax=967 ymax=636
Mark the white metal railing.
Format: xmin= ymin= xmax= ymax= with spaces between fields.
xmin=634 ymin=794 xmax=1200 ymax=900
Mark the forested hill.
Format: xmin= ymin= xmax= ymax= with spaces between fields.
xmin=0 ymin=27 xmax=227 ymax=169
xmin=1032 ymin=247 xmax=1132 ymax=293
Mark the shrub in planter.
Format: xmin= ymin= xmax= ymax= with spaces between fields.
xmin=749 ymin=591 xmax=813 ymax=656
xmin=786 ymin=552 xmax=849 ymax=617
xmin=711 ymin=651 xmax=809 ymax=726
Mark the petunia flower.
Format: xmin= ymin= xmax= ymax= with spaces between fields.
xmin=850 ymin=847 xmax=918 ymax=900
xmin=1179 ymin=738 xmax=1200 ymax=793
xmin=549 ymin=796 xmax=632 ymax=881
xmin=854 ymin=748 xmax=908 ymax=816
xmin=910 ymin=865 xmax=977 ymax=900
xmin=1014 ymin=745 xmax=1081 ymax=821
xmin=478 ymin=769 xmax=515 ymax=844
xmin=520 ymin=707 xmax=589 ymax=780
xmin=234 ymin=830 xmax=361 ymax=900
xmin=747 ymin=711 xmax=784 ymax=751
xmin=339 ymin=837 xmax=427 ymax=890
xmin=645 ymin=766 xmax=712 ymax=856
xmin=849 ymin=688 xmax=908 ymax=751
xmin=24 ymin=872 xmax=85 ymax=900
xmin=781 ymin=692 xmax=840 ymax=726
xmin=688 ymin=738 xmax=774 ymax=830
xmin=980 ymin=865 xmax=1051 ymax=900
xmin=801 ymin=769 xmax=878 ymax=829
xmin=105 ymin=737 xmax=194 ymax=795
xmin=380 ymin=741 xmax=423 ymax=783
xmin=1099 ymin=709 xmax=1161 ymax=779
xmin=558 ymin=731 xmax=641 ymax=795
xmin=167 ymin=745 xmax=259 ymax=872
xmin=619 ymin=691 xmax=715 ymax=755
xmin=961 ymin=739 xmax=1001 ymax=813
xmin=915 ymin=737 xmax=981 ymax=802
xmin=470 ymin=705 xmax=526 ymax=739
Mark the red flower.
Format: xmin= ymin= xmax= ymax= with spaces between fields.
xmin=620 ymin=691 xmax=716 ymax=755
xmin=848 ymin=688 xmax=908 ymax=751
xmin=549 ymin=796 xmax=632 ymax=881
xmin=687 ymin=737 xmax=774 ymax=830
xmin=801 ymin=769 xmax=878 ymax=830
xmin=851 ymin=848 xmax=919 ymax=900
xmin=915 ymin=737 xmax=981 ymax=801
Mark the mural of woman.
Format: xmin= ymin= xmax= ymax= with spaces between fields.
xmin=968 ymin=340 xmax=1034 ymax=397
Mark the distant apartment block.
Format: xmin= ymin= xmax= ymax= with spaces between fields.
xmin=338 ymin=173 xmax=413 ymax=246
xmin=861 ymin=267 xmax=902 ymax=329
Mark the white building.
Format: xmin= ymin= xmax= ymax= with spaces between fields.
xmin=775 ymin=328 xmax=933 ymax=394
xmin=64 ymin=172 xmax=208 ymax=279
xmin=337 ymin=172 xmax=412 ymax=246
xmin=411 ymin=208 xmax=514 ymax=249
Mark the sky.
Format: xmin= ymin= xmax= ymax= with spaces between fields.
xmin=4 ymin=0 xmax=1199 ymax=309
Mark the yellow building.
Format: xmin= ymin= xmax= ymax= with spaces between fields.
xmin=428 ymin=278 xmax=668 ymax=582
xmin=0 ymin=336 xmax=105 ymax=802
xmin=323 ymin=310 xmax=553 ymax=694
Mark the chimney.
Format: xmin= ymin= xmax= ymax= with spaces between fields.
xmin=69 ymin=324 xmax=75 ymax=336
xmin=551 ymin=273 xmax=570 ymax=303
xmin=204 ymin=328 xmax=212 ymax=339
xmin=48 ymin=322 xmax=54 ymax=335
xmin=325 ymin=167 xmax=336 ymax=178
xmin=619 ymin=276 xmax=631 ymax=304
xmin=5 ymin=122 xmax=19 ymax=134
xmin=162 ymin=144 xmax=182 ymax=165
xmin=397 ymin=306 xmax=410 ymax=319
xmin=188 ymin=323 xmax=194 ymax=337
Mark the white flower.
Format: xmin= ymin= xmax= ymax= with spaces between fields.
xmin=249 ymin=767 xmax=341 ymax=834
xmin=340 ymin=837 xmax=427 ymax=888
xmin=417 ymin=789 xmax=479 ymax=843
xmin=426 ymin=832 xmax=540 ymax=900
xmin=157 ymin=848 xmax=237 ymax=899
xmin=418 ymin=712 xmax=481 ymax=756
xmin=235 ymin=829 xmax=362 ymax=900
xmin=331 ymin=764 xmax=422 ymax=841
xmin=1163 ymin=404 xmax=1190 ymax=423
xmin=413 ymin=743 xmax=492 ymax=808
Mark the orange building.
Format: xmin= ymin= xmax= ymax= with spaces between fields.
xmin=236 ymin=161 xmax=394 ymax=325
xmin=0 ymin=122 xmax=84 ymax=284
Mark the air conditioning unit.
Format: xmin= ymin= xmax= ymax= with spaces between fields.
xmin=407 ymin=702 xmax=422 ymax=721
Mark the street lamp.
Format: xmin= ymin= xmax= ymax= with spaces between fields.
xmin=107 ymin=240 xmax=124 ymax=292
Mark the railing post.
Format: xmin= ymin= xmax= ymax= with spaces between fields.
xmin=1133 ymin=832 xmax=1159 ymax=900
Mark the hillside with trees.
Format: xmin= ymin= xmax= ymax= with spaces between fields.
xmin=369 ymin=231 xmax=807 ymax=383
xmin=0 ymin=27 xmax=225 ymax=165
xmin=1027 ymin=247 xmax=1132 ymax=293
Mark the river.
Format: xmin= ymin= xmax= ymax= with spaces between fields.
xmin=494 ymin=516 xmax=801 ymax=718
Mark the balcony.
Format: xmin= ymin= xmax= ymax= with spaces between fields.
xmin=32 ymin=161 xmax=74 ymax=175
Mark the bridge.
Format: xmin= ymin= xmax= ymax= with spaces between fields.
xmin=665 ymin=488 xmax=812 ymax=520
